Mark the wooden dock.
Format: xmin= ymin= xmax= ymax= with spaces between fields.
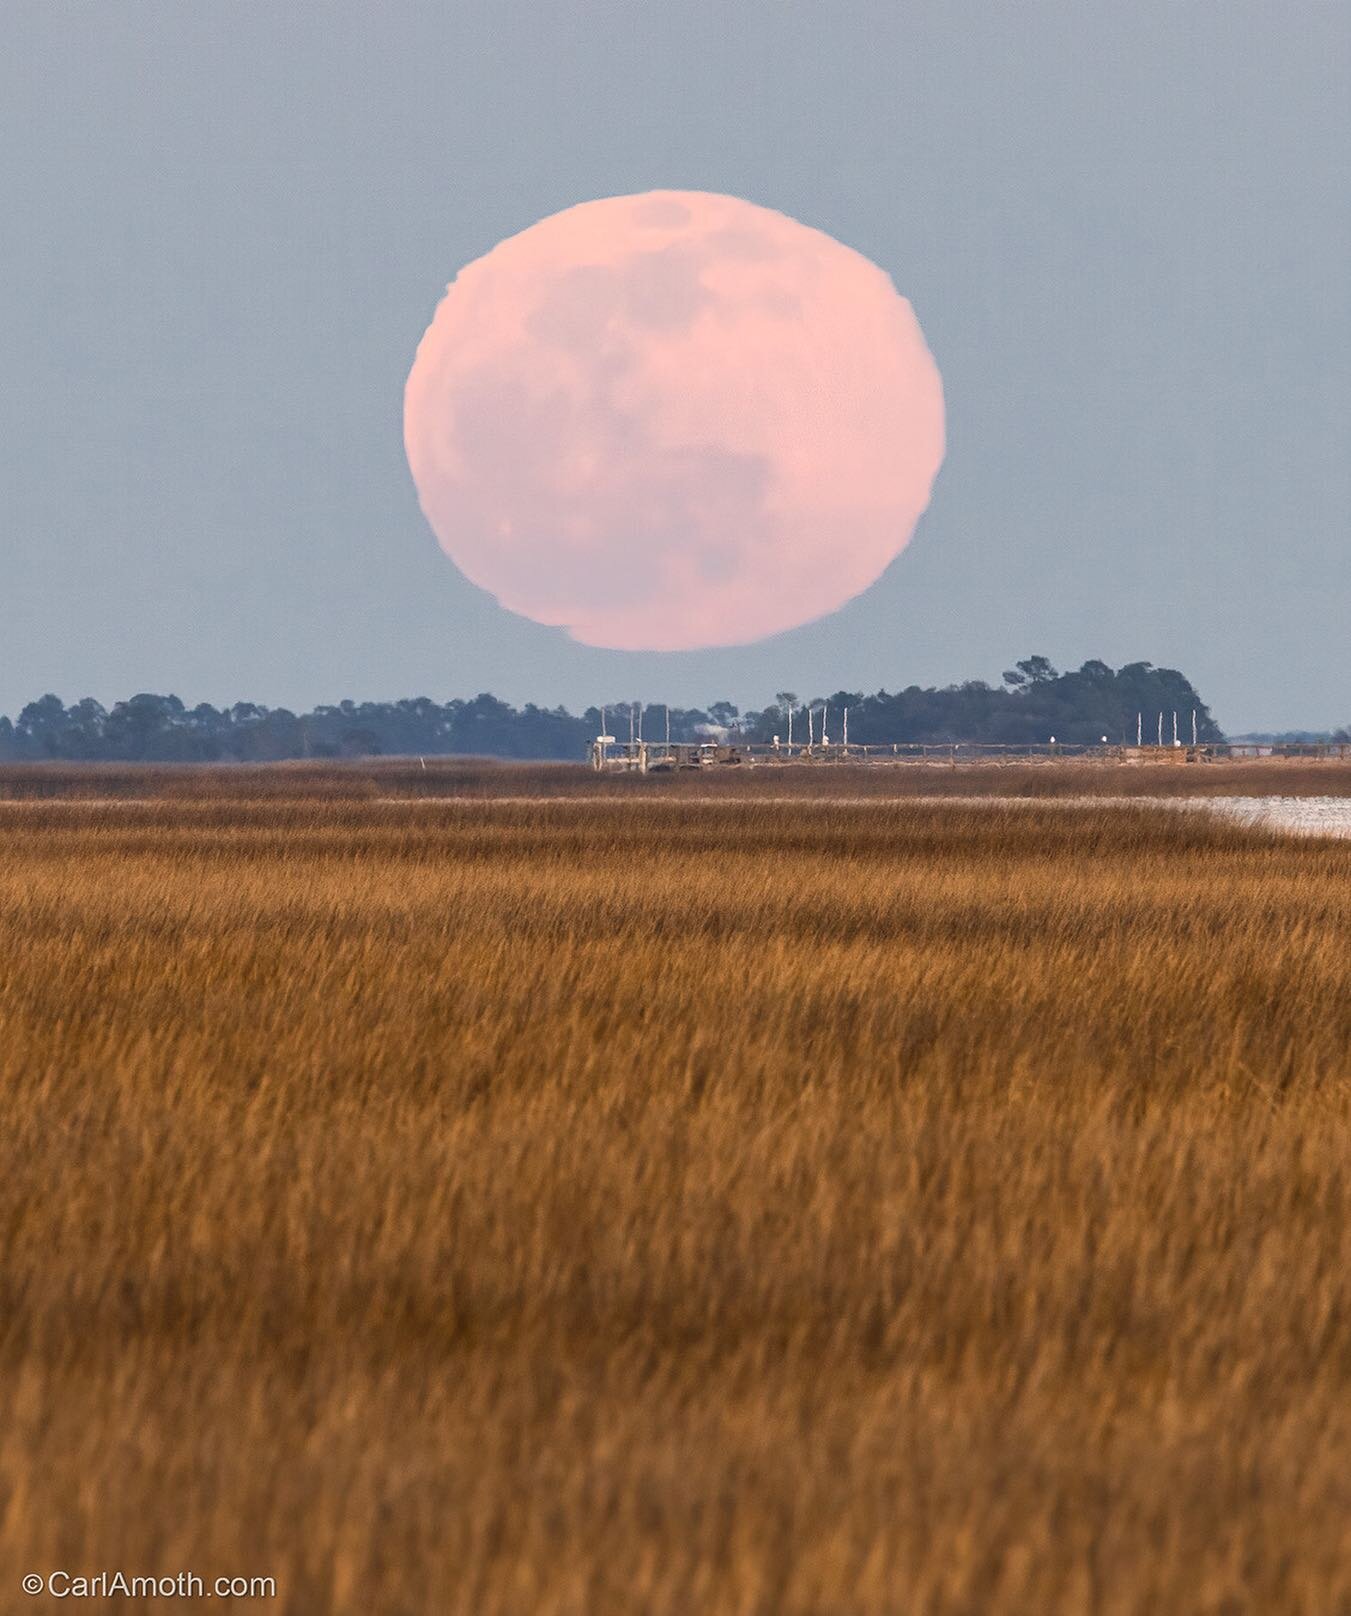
xmin=590 ymin=738 xmax=1351 ymax=773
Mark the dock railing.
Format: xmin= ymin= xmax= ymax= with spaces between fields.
xmin=590 ymin=737 xmax=1351 ymax=771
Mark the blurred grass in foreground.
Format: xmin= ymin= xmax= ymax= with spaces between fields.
xmin=0 ymin=797 xmax=1347 ymax=1614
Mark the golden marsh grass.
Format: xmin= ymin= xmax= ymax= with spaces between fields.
xmin=1 ymin=789 xmax=1348 ymax=1612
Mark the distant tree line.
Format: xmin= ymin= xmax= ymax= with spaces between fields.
xmin=0 ymin=693 xmax=595 ymax=764
xmin=739 ymin=658 xmax=1229 ymax=748
xmin=0 ymin=659 xmax=1237 ymax=763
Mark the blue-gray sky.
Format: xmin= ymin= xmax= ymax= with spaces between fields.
xmin=3 ymin=0 xmax=1347 ymax=731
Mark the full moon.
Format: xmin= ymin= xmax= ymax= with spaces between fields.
xmin=404 ymin=191 xmax=945 ymax=650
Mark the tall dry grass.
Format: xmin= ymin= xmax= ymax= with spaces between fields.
xmin=0 ymin=795 xmax=1348 ymax=1613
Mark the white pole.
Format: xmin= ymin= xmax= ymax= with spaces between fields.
xmin=844 ymin=707 xmax=849 ymax=748
xmin=787 ymin=703 xmax=793 ymax=747
xmin=1137 ymin=712 xmax=1142 ymax=747
xmin=1172 ymin=710 xmax=1178 ymax=746
xmin=1192 ymin=709 xmax=1197 ymax=747
xmin=1158 ymin=713 xmax=1163 ymax=747
xmin=807 ymin=706 xmax=814 ymax=748
xmin=821 ymin=706 xmax=828 ymax=747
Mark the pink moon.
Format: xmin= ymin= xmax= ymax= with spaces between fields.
xmin=404 ymin=191 xmax=945 ymax=650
